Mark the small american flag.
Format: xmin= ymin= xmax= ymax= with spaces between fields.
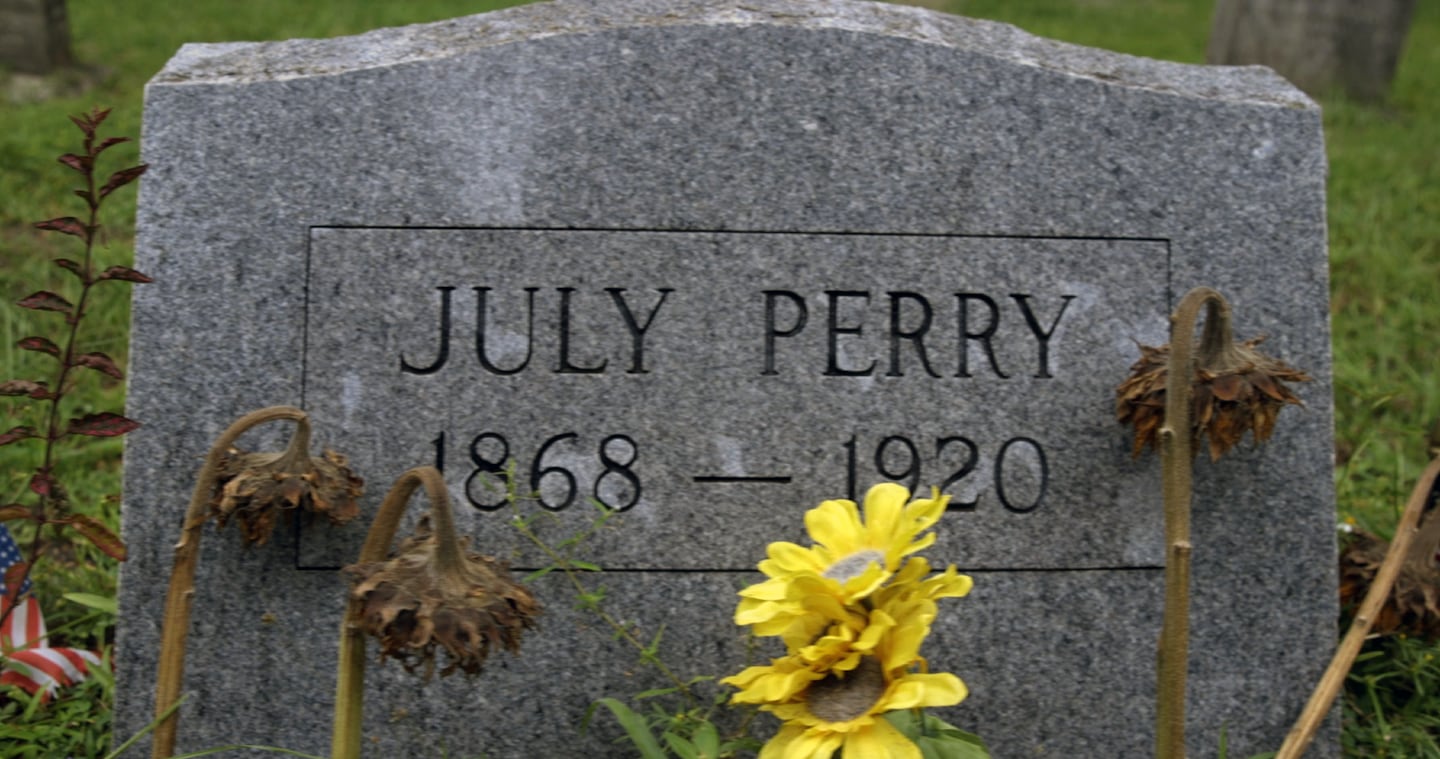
xmin=0 ymin=523 xmax=31 ymax=597
xmin=0 ymin=523 xmax=100 ymax=699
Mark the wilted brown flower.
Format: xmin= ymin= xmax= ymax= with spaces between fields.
xmin=1340 ymin=517 xmax=1440 ymax=639
xmin=1116 ymin=335 xmax=1310 ymax=460
xmin=344 ymin=515 xmax=539 ymax=679
xmin=210 ymin=442 xmax=363 ymax=546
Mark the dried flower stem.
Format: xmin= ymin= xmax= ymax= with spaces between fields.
xmin=332 ymin=466 xmax=455 ymax=759
xmin=152 ymin=405 xmax=310 ymax=759
xmin=1275 ymin=456 xmax=1440 ymax=759
xmin=1155 ymin=287 xmax=1228 ymax=759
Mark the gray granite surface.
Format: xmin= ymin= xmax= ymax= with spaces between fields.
xmin=120 ymin=1 xmax=1335 ymax=756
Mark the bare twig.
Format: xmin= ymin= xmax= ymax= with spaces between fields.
xmin=1275 ymin=456 xmax=1440 ymax=759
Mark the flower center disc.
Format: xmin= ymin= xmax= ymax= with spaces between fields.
xmin=806 ymin=657 xmax=886 ymax=723
xmin=823 ymin=550 xmax=885 ymax=583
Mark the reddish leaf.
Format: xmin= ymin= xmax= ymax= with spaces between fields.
xmin=0 ymin=426 xmax=36 ymax=446
xmin=58 ymin=153 xmax=90 ymax=173
xmin=69 ymin=108 xmax=109 ymax=138
xmin=74 ymin=352 xmax=124 ymax=380
xmin=67 ymin=412 xmax=141 ymax=437
xmin=17 ymin=336 xmax=60 ymax=357
xmin=54 ymin=258 xmax=86 ymax=281
xmin=98 ymin=266 xmax=153 ymax=284
xmin=99 ymin=164 xmax=148 ymax=198
xmin=94 ymin=136 xmax=130 ymax=155
xmin=0 ymin=504 xmax=32 ymax=523
xmin=33 ymin=217 xmax=88 ymax=239
xmin=73 ymin=188 xmax=95 ymax=205
xmin=3 ymin=563 xmax=28 ymax=608
xmin=28 ymin=471 xmax=54 ymax=497
xmin=63 ymin=515 xmax=128 ymax=561
xmin=0 ymin=380 xmax=51 ymax=400
xmin=17 ymin=291 xmax=73 ymax=317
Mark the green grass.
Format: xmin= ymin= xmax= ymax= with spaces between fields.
xmin=1344 ymin=633 xmax=1440 ymax=757
xmin=952 ymin=0 xmax=1213 ymax=60
xmin=1326 ymin=44 xmax=1440 ymax=535
xmin=2 ymin=0 xmax=1437 ymax=755
xmin=0 ymin=653 xmax=116 ymax=758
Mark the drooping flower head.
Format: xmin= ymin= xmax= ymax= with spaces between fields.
xmin=344 ymin=514 xmax=539 ymax=680
xmin=208 ymin=411 xmax=362 ymax=546
xmin=1116 ymin=331 xmax=1309 ymax=460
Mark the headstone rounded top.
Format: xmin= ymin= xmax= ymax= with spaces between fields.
xmin=149 ymin=0 xmax=1308 ymax=108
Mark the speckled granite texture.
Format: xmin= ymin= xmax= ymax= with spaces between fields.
xmin=120 ymin=1 xmax=1334 ymax=756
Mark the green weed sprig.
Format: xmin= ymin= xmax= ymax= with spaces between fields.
xmin=503 ymin=470 xmax=760 ymax=757
xmin=0 ymin=107 xmax=147 ymax=628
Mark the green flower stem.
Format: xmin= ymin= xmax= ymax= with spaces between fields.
xmin=1155 ymin=287 xmax=1228 ymax=759
xmin=1275 ymin=456 xmax=1440 ymax=759
xmin=509 ymin=514 xmax=697 ymax=705
xmin=332 ymin=466 xmax=455 ymax=759
xmin=153 ymin=406 xmax=310 ymax=759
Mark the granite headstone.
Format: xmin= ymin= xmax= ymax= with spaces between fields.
xmin=0 ymin=0 xmax=72 ymax=75
xmin=119 ymin=1 xmax=1336 ymax=756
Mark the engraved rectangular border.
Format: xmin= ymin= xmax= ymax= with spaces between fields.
xmin=295 ymin=226 xmax=1174 ymax=572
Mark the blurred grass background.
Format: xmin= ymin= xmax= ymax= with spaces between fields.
xmin=1 ymin=0 xmax=1436 ymax=755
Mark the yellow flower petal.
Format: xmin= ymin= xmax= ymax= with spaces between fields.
xmin=759 ymin=723 xmax=808 ymax=759
xmin=763 ymin=541 xmax=829 ymax=574
xmin=805 ymin=498 xmax=864 ymax=556
xmin=882 ymin=616 xmax=933 ymax=672
xmin=842 ymin=716 xmax=922 ymax=759
xmin=739 ymin=576 xmax=793 ymax=601
xmin=907 ymin=563 xmax=973 ymax=602
xmin=900 ymin=487 xmax=947 ymax=537
xmin=885 ymin=672 xmax=968 ymax=710
xmin=785 ymin=727 xmax=845 ymax=759
xmin=735 ymin=599 xmax=777 ymax=625
xmin=860 ymin=483 xmax=909 ymax=549
xmin=857 ymin=608 xmax=897 ymax=651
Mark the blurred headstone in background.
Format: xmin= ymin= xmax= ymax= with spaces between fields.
xmin=0 ymin=0 xmax=72 ymax=75
xmin=1208 ymin=0 xmax=1416 ymax=102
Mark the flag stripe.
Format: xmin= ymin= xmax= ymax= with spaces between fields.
xmin=1 ymin=596 xmax=46 ymax=651
xmin=0 ymin=523 xmax=98 ymax=699
xmin=3 ymin=647 xmax=99 ymax=695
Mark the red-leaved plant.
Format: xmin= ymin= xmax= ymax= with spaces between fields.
xmin=0 ymin=107 xmax=148 ymax=628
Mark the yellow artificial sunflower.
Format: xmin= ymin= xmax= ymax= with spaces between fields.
xmin=753 ymin=625 xmax=967 ymax=759
xmin=727 ymin=605 xmax=898 ymax=705
xmin=737 ymin=484 xmax=949 ymax=635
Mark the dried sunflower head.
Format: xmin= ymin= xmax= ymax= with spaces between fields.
xmin=344 ymin=516 xmax=539 ymax=679
xmin=1340 ymin=513 xmax=1440 ymax=639
xmin=1116 ymin=335 xmax=1310 ymax=460
xmin=210 ymin=445 xmax=363 ymax=546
